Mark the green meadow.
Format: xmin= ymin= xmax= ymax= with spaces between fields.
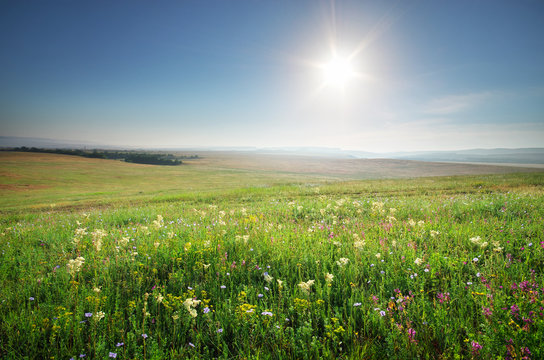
xmin=1 ymin=152 xmax=543 ymax=359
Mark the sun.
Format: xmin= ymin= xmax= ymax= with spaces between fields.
xmin=321 ymin=56 xmax=355 ymax=88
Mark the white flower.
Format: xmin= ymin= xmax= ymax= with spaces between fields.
xmin=95 ymin=311 xmax=105 ymax=321
xmin=470 ymin=236 xmax=481 ymax=244
xmin=183 ymin=298 xmax=201 ymax=318
xmin=375 ymin=253 xmax=381 ymax=259
xmin=156 ymin=293 xmax=164 ymax=303
xmin=325 ymin=273 xmax=334 ymax=283
xmin=67 ymin=256 xmax=85 ymax=276
xmin=430 ymin=230 xmax=440 ymax=237
xmin=152 ymin=215 xmax=164 ymax=229
xmin=298 ymin=280 xmax=315 ymax=294
xmin=354 ymin=240 xmax=365 ymax=249
xmin=263 ymin=274 xmax=274 ymax=283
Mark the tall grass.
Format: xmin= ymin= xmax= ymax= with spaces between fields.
xmin=0 ymin=176 xmax=543 ymax=359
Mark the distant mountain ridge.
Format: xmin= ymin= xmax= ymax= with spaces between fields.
xmin=1 ymin=136 xmax=542 ymax=164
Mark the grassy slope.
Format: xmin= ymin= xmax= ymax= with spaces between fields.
xmin=0 ymin=152 xmax=543 ymax=359
xmin=1 ymin=151 xmax=542 ymax=213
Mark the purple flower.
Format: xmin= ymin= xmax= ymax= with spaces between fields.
xmin=203 ymin=307 xmax=210 ymax=314
xmin=29 ymin=297 xmax=35 ymax=301
xmin=261 ymin=311 xmax=273 ymax=316
xmin=79 ymin=355 xmax=86 ymax=358
xmin=380 ymin=311 xmax=386 ymax=316
xmin=189 ymin=342 xmax=195 ymax=347
xmin=220 ymin=285 xmax=226 ymax=289
xmin=109 ymin=352 xmax=117 ymax=358
xmin=217 ymin=328 xmax=223 ymax=333
xmin=471 ymin=341 xmax=482 ymax=355
xmin=115 ymin=342 xmax=124 ymax=347
xmin=85 ymin=313 xmax=92 ymax=317
xmin=142 ymin=333 xmax=148 ymax=339
xmin=258 ymin=294 xmax=264 ymax=298
xmin=353 ymin=303 xmax=362 ymax=307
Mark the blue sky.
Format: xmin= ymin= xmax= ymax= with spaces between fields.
xmin=1 ymin=0 xmax=543 ymax=152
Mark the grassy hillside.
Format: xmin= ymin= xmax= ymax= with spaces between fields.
xmin=1 ymin=151 xmax=541 ymax=213
xmin=0 ymin=152 xmax=543 ymax=359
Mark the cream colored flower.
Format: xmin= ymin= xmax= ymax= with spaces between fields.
xmin=325 ymin=273 xmax=334 ymax=283
xmin=183 ymin=298 xmax=201 ymax=318
xmin=152 ymin=215 xmax=164 ymax=229
xmin=156 ymin=293 xmax=164 ymax=304
xmin=298 ymin=280 xmax=315 ymax=294
xmin=414 ymin=258 xmax=423 ymax=266
xmin=336 ymin=258 xmax=350 ymax=267
xmin=67 ymin=256 xmax=85 ymax=276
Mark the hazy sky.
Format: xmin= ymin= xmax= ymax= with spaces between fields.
xmin=1 ymin=0 xmax=543 ymax=152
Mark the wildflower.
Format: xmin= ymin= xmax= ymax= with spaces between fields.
xmin=93 ymin=287 xmax=101 ymax=293
xmin=473 ymin=258 xmax=478 ymax=262
xmin=407 ymin=328 xmax=417 ymax=343
xmin=189 ymin=342 xmax=195 ymax=347
xmin=217 ymin=328 xmax=223 ymax=333
xmin=95 ymin=311 xmax=105 ymax=321
xmin=155 ymin=293 xmax=164 ymax=303
xmin=471 ymin=341 xmax=482 ymax=355
xmin=85 ymin=312 xmax=92 ymax=318
xmin=353 ymin=303 xmax=362 ymax=307
xmin=380 ymin=310 xmax=386 ymax=316
xmin=414 ymin=258 xmax=423 ymax=266
xmin=91 ymin=229 xmax=107 ymax=251
xmin=325 ymin=273 xmax=334 ymax=283
xmin=152 ymin=215 xmax=164 ymax=229
xmin=277 ymin=279 xmax=283 ymax=289
xmin=142 ymin=333 xmax=148 ymax=339
xmin=29 ymin=297 xmax=35 ymax=301
xmin=183 ymin=298 xmax=201 ymax=318
xmin=203 ymin=264 xmax=211 ymax=269
xmin=67 ymin=256 xmax=85 ymax=276
xmin=437 ymin=292 xmax=450 ymax=304
xmin=258 ymin=294 xmax=264 ymax=298
xmin=203 ymin=307 xmax=210 ymax=314
xmin=336 ymin=258 xmax=349 ymax=267
xmin=109 ymin=352 xmax=117 ymax=358
xmin=430 ymin=230 xmax=440 ymax=237
xmin=263 ymin=272 xmax=274 ymax=283
xmin=375 ymin=253 xmax=381 ymax=259
xmin=115 ymin=342 xmax=124 ymax=347
xmin=220 ymin=285 xmax=226 ymax=289
xmin=354 ymin=240 xmax=365 ymax=249
xmin=261 ymin=311 xmax=273 ymax=316
xmin=298 ymin=280 xmax=315 ymax=294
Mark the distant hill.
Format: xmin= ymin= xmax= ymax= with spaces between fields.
xmin=385 ymin=148 xmax=544 ymax=164
xmin=1 ymin=136 xmax=542 ymax=164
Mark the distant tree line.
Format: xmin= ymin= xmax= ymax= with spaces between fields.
xmin=1 ymin=147 xmax=199 ymax=165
